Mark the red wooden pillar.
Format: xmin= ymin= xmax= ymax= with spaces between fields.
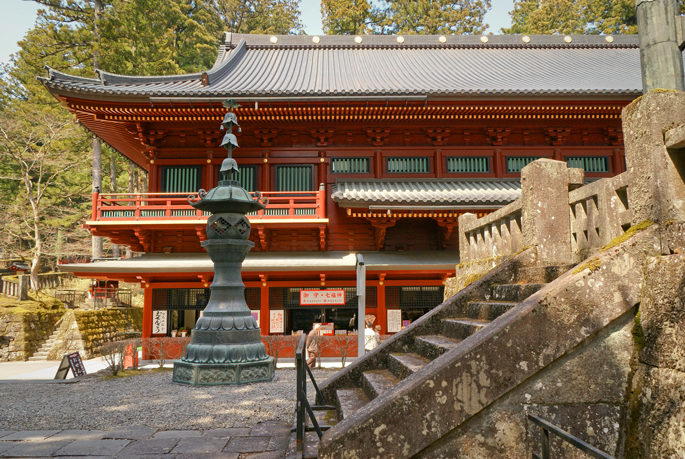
xmin=142 ymin=286 xmax=153 ymax=359
xmin=612 ymin=148 xmax=624 ymax=173
xmin=260 ymin=284 xmax=270 ymax=334
xmin=377 ymin=284 xmax=387 ymax=335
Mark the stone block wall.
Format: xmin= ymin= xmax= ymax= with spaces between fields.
xmin=50 ymin=308 xmax=144 ymax=359
xmin=0 ymin=308 xmax=65 ymax=361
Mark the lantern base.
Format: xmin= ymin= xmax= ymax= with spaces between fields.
xmin=172 ymin=358 xmax=275 ymax=386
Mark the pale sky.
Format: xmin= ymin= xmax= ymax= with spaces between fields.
xmin=0 ymin=0 xmax=514 ymax=67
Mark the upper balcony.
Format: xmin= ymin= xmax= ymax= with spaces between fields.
xmin=90 ymin=189 xmax=327 ymax=227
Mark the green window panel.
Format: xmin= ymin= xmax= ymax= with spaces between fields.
xmin=566 ymin=157 xmax=610 ymax=173
xmin=161 ymin=166 xmax=201 ymax=193
xmin=506 ymin=157 xmax=543 ymax=173
xmin=217 ymin=164 xmax=257 ymax=191
xmin=387 ymin=157 xmax=430 ymax=174
xmin=446 ymin=156 xmax=490 ymax=173
xmin=331 ymin=157 xmax=370 ymax=174
xmin=275 ymin=165 xmax=314 ymax=191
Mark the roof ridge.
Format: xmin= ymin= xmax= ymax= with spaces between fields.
xmin=95 ymin=68 xmax=203 ymax=86
xmin=226 ymin=33 xmax=639 ymax=49
xmin=203 ymin=39 xmax=247 ymax=86
xmin=38 ymin=67 xmax=101 ymax=84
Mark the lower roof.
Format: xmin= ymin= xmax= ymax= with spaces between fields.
xmin=59 ymin=250 xmax=458 ymax=275
xmin=332 ymin=179 xmax=521 ymax=208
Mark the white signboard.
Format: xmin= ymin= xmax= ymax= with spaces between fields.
xmin=270 ymin=310 xmax=284 ymax=334
xmin=152 ymin=310 xmax=167 ymax=335
xmin=387 ymin=309 xmax=402 ymax=333
xmin=300 ymin=290 xmax=345 ymax=305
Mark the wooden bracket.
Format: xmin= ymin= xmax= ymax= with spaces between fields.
xmin=256 ymin=225 xmax=268 ymax=251
xmin=253 ymin=129 xmax=280 ymax=147
xmin=366 ymin=217 xmax=399 ymax=251
xmin=366 ymin=128 xmax=391 ymax=146
xmin=545 ymin=127 xmax=572 ymax=146
xmin=318 ymin=225 xmax=327 ymax=251
xmin=310 ymin=129 xmax=335 ymax=147
xmin=484 ymin=127 xmax=511 ymax=146
xmin=603 ymin=127 xmax=623 ymax=146
xmin=435 ymin=217 xmax=459 ymax=249
xmin=425 ymin=128 xmax=451 ymax=146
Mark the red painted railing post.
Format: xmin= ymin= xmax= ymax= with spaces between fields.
xmin=92 ymin=191 xmax=99 ymax=221
xmin=135 ymin=194 xmax=141 ymax=220
xmin=318 ymin=184 xmax=326 ymax=219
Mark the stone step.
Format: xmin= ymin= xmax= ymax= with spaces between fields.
xmin=27 ymin=356 xmax=47 ymax=361
xmin=516 ymin=265 xmax=574 ymax=283
xmin=441 ymin=318 xmax=488 ymax=341
xmin=465 ymin=301 xmax=518 ymax=321
xmin=491 ymin=283 xmax=547 ymax=302
xmin=362 ymin=369 xmax=400 ymax=401
xmin=388 ymin=353 xmax=430 ymax=380
xmin=336 ymin=388 xmax=370 ymax=420
xmin=414 ymin=335 xmax=462 ymax=360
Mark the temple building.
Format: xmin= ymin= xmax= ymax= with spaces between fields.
xmin=41 ymin=33 xmax=639 ymax=343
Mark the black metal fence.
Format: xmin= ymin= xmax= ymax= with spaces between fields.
xmin=528 ymin=414 xmax=615 ymax=459
xmin=294 ymin=334 xmax=334 ymax=453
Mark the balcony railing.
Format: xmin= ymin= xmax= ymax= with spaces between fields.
xmin=91 ymin=189 xmax=327 ymax=222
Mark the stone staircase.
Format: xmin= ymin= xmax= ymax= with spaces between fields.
xmin=333 ymin=281 xmax=549 ymax=425
xmin=307 ymin=227 xmax=658 ymax=459
xmin=28 ymin=315 xmax=68 ymax=361
xmin=292 ymin=249 xmax=571 ymax=459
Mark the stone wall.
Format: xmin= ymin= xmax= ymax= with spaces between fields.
xmin=624 ymin=250 xmax=685 ymax=458
xmin=46 ymin=308 xmax=144 ymax=359
xmin=0 ymin=308 xmax=64 ymax=361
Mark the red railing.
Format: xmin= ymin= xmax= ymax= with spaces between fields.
xmin=92 ymin=189 xmax=327 ymax=222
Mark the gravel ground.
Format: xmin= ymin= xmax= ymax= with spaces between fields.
xmin=0 ymin=367 xmax=337 ymax=431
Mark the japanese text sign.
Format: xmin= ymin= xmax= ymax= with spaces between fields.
xmin=300 ymin=290 xmax=345 ymax=305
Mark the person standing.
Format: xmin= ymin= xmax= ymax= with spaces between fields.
xmin=306 ymin=323 xmax=322 ymax=368
xmin=364 ymin=315 xmax=380 ymax=351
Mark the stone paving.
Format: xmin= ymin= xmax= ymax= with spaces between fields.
xmin=0 ymin=421 xmax=293 ymax=459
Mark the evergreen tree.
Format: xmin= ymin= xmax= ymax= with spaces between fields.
xmin=501 ymin=0 xmax=685 ymax=34
xmin=322 ymin=0 xmax=490 ymax=35
xmin=215 ymin=0 xmax=303 ymax=35
xmin=321 ymin=0 xmax=381 ymax=34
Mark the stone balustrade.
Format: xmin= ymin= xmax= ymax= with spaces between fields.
xmin=569 ymin=172 xmax=632 ymax=262
xmin=450 ymin=159 xmax=633 ymax=296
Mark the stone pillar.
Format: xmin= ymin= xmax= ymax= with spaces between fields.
xmin=636 ymin=0 xmax=684 ymax=92
xmin=457 ymin=213 xmax=477 ymax=263
xmin=17 ymin=275 xmax=29 ymax=301
xmin=623 ymin=91 xmax=685 ymax=229
xmin=520 ymin=159 xmax=572 ymax=265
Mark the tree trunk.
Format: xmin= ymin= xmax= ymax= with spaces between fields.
xmin=109 ymin=154 xmax=120 ymax=258
xmin=92 ymin=136 xmax=103 ymax=260
xmin=91 ymin=0 xmax=104 ymax=260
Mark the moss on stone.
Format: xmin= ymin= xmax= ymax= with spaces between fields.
xmin=572 ymin=258 xmax=603 ymax=275
xmin=600 ymin=220 xmax=654 ymax=253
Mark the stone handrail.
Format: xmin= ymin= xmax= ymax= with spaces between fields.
xmin=568 ymin=172 xmax=632 ymax=262
xmin=458 ymin=199 xmax=523 ymax=263
xmin=1 ymin=277 xmax=19 ymax=298
xmin=451 ymin=159 xmax=631 ymax=297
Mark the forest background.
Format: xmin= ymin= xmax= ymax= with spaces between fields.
xmin=0 ymin=0 xmax=667 ymax=288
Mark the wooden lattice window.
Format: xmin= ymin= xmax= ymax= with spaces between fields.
xmin=506 ymin=157 xmax=544 ymax=173
xmin=446 ymin=157 xmax=490 ymax=173
xmin=161 ymin=166 xmax=201 ymax=193
xmin=331 ymin=157 xmax=370 ymax=174
xmin=275 ymin=165 xmax=313 ymax=191
xmin=566 ymin=157 xmax=610 ymax=173
xmin=387 ymin=157 xmax=430 ymax=174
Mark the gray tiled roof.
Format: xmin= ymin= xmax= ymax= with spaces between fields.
xmin=331 ymin=179 xmax=521 ymax=207
xmin=39 ymin=34 xmax=647 ymax=99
